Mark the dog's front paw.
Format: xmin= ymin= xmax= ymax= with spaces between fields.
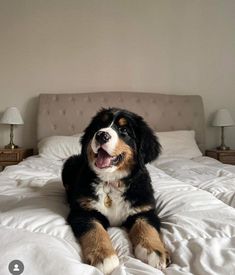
xmin=95 ymin=254 xmax=119 ymax=275
xmin=135 ymin=244 xmax=170 ymax=270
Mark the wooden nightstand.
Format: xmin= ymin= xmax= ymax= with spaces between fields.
xmin=205 ymin=149 xmax=235 ymax=165
xmin=0 ymin=148 xmax=34 ymax=170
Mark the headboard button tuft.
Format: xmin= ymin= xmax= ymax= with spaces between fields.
xmin=84 ymin=96 xmax=91 ymax=102
xmin=59 ymin=110 xmax=66 ymax=115
xmin=69 ymin=96 xmax=76 ymax=103
xmin=53 ymin=95 xmax=59 ymax=102
xmin=70 ymin=125 xmax=75 ymax=131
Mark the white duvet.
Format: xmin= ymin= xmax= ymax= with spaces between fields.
xmin=0 ymin=156 xmax=235 ymax=275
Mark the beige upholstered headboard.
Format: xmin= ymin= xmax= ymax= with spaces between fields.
xmin=37 ymin=92 xmax=205 ymax=153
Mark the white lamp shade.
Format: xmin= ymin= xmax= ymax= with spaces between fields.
xmin=0 ymin=107 xmax=24 ymax=125
xmin=212 ymin=108 xmax=234 ymax=127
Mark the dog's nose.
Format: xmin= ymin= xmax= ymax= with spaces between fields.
xmin=95 ymin=131 xmax=111 ymax=144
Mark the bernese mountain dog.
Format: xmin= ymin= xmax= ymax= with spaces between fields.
xmin=62 ymin=108 xmax=170 ymax=274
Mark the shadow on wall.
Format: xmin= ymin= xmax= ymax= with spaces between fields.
xmin=22 ymin=96 xmax=39 ymax=149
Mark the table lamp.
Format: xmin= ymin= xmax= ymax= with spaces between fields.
xmin=0 ymin=107 xmax=24 ymax=149
xmin=212 ymin=108 xmax=234 ymax=150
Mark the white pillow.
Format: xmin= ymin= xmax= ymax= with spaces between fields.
xmin=38 ymin=134 xmax=83 ymax=160
xmin=156 ymin=130 xmax=202 ymax=159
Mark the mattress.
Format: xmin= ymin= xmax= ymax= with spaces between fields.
xmin=0 ymin=156 xmax=235 ymax=275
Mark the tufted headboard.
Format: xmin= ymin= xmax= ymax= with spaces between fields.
xmin=37 ymin=92 xmax=206 ymax=153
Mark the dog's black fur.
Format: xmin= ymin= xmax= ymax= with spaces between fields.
xmin=62 ymin=108 xmax=168 ymax=271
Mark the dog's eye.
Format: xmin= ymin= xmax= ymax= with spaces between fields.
xmin=119 ymin=127 xmax=128 ymax=135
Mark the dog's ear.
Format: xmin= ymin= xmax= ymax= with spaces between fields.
xmin=135 ymin=116 xmax=161 ymax=164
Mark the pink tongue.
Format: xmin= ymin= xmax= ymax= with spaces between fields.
xmin=95 ymin=148 xmax=112 ymax=169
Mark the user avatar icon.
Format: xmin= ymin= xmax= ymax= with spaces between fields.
xmin=13 ymin=264 xmax=20 ymax=271
xmin=8 ymin=260 xmax=24 ymax=275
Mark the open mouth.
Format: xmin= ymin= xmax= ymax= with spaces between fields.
xmin=95 ymin=148 xmax=123 ymax=169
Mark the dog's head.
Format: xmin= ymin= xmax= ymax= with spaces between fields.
xmin=81 ymin=108 xmax=161 ymax=181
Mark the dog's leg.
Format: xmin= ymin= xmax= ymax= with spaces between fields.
xmin=79 ymin=221 xmax=119 ymax=274
xmin=69 ymin=212 xmax=119 ymax=275
xmin=127 ymin=216 xmax=170 ymax=270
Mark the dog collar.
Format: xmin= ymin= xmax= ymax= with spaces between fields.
xmin=103 ymin=181 xmax=123 ymax=208
xmin=105 ymin=180 xmax=122 ymax=189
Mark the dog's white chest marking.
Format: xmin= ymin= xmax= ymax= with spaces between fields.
xmin=91 ymin=181 xmax=134 ymax=226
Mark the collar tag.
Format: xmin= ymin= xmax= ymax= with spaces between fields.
xmin=104 ymin=194 xmax=112 ymax=208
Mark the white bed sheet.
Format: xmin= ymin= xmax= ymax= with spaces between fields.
xmin=154 ymin=156 xmax=235 ymax=208
xmin=0 ymin=156 xmax=235 ymax=275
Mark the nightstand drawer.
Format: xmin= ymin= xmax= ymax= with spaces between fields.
xmin=219 ymin=155 xmax=235 ymax=164
xmin=206 ymin=149 xmax=235 ymax=165
xmin=0 ymin=148 xmax=33 ymax=169
xmin=0 ymin=151 xmax=18 ymax=162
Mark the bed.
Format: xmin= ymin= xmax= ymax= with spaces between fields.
xmin=0 ymin=92 xmax=235 ymax=275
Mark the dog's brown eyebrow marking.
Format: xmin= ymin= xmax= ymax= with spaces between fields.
xmin=118 ymin=118 xmax=127 ymax=126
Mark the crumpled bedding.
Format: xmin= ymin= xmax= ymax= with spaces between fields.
xmin=154 ymin=156 xmax=235 ymax=208
xmin=0 ymin=156 xmax=235 ymax=275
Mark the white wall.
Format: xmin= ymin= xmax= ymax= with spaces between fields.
xmin=0 ymin=0 xmax=235 ymax=150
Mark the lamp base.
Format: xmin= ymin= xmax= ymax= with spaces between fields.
xmin=217 ymin=145 xmax=230 ymax=151
xmin=5 ymin=143 xmax=19 ymax=149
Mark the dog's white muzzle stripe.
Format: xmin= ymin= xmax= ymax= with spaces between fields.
xmin=91 ymin=127 xmax=118 ymax=156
